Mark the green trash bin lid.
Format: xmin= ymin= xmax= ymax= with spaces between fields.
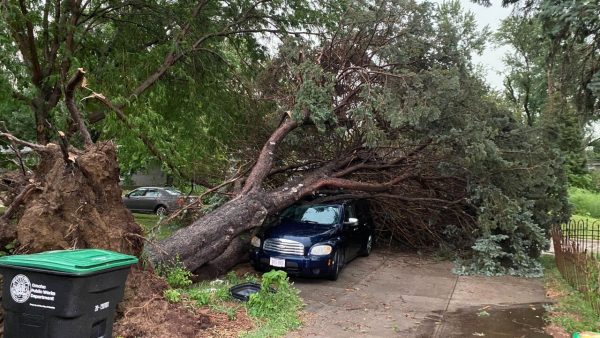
xmin=0 ymin=249 xmax=138 ymax=276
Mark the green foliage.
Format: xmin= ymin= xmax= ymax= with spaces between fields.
xmin=0 ymin=240 xmax=17 ymax=257
xmin=210 ymin=303 xmax=239 ymax=321
xmin=495 ymin=16 xmax=547 ymax=126
xmin=256 ymin=0 xmax=569 ymax=276
xmin=156 ymin=259 xmax=193 ymax=289
xmin=541 ymin=255 xmax=600 ymax=332
xmin=243 ymin=270 xmax=303 ymax=338
xmin=568 ymin=188 xmax=600 ymax=219
xmin=163 ymin=289 xmax=182 ymax=303
xmin=447 ymin=94 xmax=569 ymax=275
xmin=187 ymin=288 xmax=213 ymax=306
xmin=179 ymin=270 xmax=302 ymax=337
xmin=186 ymin=271 xmax=257 ymax=306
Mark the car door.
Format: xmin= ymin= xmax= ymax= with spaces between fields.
xmin=139 ymin=189 xmax=161 ymax=212
xmin=342 ymin=203 xmax=361 ymax=260
xmin=125 ymin=188 xmax=146 ymax=211
xmin=355 ymin=200 xmax=372 ymax=245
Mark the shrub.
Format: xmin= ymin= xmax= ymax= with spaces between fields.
xmin=163 ymin=289 xmax=182 ymax=303
xmin=569 ymin=187 xmax=600 ymax=218
xmin=243 ymin=270 xmax=303 ymax=337
xmin=156 ymin=259 xmax=193 ymax=289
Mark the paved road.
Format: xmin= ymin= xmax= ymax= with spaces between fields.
xmin=287 ymin=250 xmax=550 ymax=338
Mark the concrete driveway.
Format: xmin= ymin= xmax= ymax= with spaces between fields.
xmin=287 ymin=250 xmax=550 ymax=338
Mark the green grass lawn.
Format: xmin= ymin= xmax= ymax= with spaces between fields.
xmin=132 ymin=213 xmax=184 ymax=240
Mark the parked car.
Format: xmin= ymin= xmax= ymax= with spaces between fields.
xmin=122 ymin=187 xmax=184 ymax=215
xmin=249 ymin=199 xmax=373 ymax=280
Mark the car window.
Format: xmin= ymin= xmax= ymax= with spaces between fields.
xmin=129 ymin=189 xmax=146 ymax=197
xmin=344 ymin=204 xmax=356 ymax=221
xmin=282 ymin=204 xmax=341 ymax=225
xmin=164 ymin=189 xmax=182 ymax=196
xmin=145 ymin=190 xmax=160 ymax=198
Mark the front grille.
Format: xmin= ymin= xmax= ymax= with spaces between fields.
xmin=263 ymin=238 xmax=305 ymax=256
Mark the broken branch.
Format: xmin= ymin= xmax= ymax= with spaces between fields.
xmin=65 ymin=68 xmax=94 ymax=147
xmin=0 ymin=183 xmax=36 ymax=222
xmin=0 ymin=131 xmax=49 ymax=154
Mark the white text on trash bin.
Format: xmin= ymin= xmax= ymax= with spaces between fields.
xmin=94 ymin=301 xmax=110 ymax=312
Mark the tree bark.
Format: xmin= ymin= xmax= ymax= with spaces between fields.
xmin=192 ymin=234 xmax=250 ymax=281
xmin=151 ymin=192 xmax=270 ymax=272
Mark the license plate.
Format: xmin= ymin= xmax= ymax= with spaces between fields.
xmin=269 ymin=257 xmax=285 ymax=267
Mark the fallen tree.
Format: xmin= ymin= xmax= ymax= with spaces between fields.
xmin=151 ymin=1 xmax=569 ymax=277
xmin=0 ymin=0 xmax=569 ymax=284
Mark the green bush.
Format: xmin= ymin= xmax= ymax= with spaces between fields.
xmin=156 ymin=260 xmax=193 ymax=289
xmin=187 ymin=288 xmax=213 ymax=306
xmin=163 ymin=289 xmax=182 ymax=303
xmin=569 ymin=187 xmax=600 ymax=218
xmin=243 ymin=270 xmax=303 ymax=338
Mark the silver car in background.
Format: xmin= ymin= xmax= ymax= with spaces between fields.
xmin=122 ymin=187 xmax=184 ymax=215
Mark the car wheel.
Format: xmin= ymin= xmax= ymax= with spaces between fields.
xmin=359 ymin=234 xmax=373 ymax=257
xmin=328 ymin=251 xmax=342 ymax=281
xmin=155 ymin=205 xmax=168 ymax=216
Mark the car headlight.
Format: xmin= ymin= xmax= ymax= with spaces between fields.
xmin=310 ymin=244 xmax=333 ymax=255
xmin=251 ymin=236 xmax=261 ymax=248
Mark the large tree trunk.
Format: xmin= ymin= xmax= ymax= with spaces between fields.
xmin=151 ymin=186 xmax=310 ymax=273
xmin=152 ymin=192 xmax=270 ymax=272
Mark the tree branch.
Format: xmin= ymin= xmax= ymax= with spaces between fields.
xmin=307 ymin=172 xmax=416 ymax=193
xmin=242 ymin=114 xmax=300 ymax=193
xmin=18 ymin=0 xmax=43 ymax=86
xmin=333 ymin=140 xmax=432 ymax=178
xmin=0 ymin=184 xmax=36 ymax=222
xmin=0 ymin=131 xmax=49 ymax=154
xmin=65 ymin=68 xmax=94 ymax=147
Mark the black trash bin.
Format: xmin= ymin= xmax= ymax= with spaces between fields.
xmin=0 ymin=249 xmax=138 ymax=338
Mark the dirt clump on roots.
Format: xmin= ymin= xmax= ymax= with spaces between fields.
xmin=15 ymin=142 xmax=142 ymax=255
xmin=114 ymin=269 xmax=254 ymax=338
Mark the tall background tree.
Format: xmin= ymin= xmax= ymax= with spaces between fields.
xmin=491 ymin=0 xmax=600 ymax=186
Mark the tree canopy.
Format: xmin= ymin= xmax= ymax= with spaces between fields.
xmin=0 ymin=0 xmax=572 ymax=276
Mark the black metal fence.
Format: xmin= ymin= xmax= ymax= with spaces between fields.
xmin=551 ymin=219 xmax=600 ymax=315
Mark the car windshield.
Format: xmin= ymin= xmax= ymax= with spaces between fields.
xmin=164 ymin=189 xmax=182 ymax=196
xmin=281 ymin=204 xmax=341 ymax=225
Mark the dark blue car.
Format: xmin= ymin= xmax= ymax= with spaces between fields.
xmin=249 ymin=200 xmax=373 ymax=280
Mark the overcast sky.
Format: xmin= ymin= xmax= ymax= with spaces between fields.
xmin=430 ymin=0 xmax=514 ymax=90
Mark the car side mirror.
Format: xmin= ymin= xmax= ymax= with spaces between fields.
xmin=344 ymin=217 xmax=359 ymax=227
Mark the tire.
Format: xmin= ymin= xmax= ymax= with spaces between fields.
xmin=328 ymin=250 xmax=342 ymax=281
xmin=155 ymin=205 xmax=168 ymax=216
xmin=359 ymin=234 xmax=373 ymax=257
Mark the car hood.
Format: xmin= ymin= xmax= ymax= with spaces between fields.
xmin=263 ymin=220 xmax=339 ymax=248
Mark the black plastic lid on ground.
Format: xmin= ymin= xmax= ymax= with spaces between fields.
xmin=229 ymin=282 xmax=262 ymax=301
